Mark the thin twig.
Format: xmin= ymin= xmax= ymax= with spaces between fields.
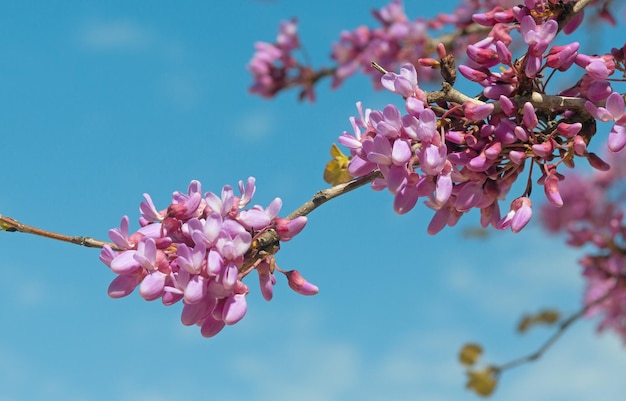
xmin=248 ymin=170 xmax=382 ymax=255
xmin=286 ymin=169 xmax=382 ymax=220
xmin=0 ymin=170 xmax=383 ymax=253
xmin=494 ymin=284 xmax=616 ymax=373
xmin=0 ymin=215 xmax=119 ymax=250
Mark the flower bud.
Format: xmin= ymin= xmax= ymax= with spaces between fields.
xmin=285 ymin=270 xmax=319 ymax=296
xmin=586 ymin=152 xmax=611 ymax=171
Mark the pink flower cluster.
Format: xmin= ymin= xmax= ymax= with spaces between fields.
xmin=541 ymin=153 xmax=626 ymax=341
xmin=248 ymin=0 xmax=522 ymax=101
xmin=331 ymin=0 xmax=498 ymax=89
xmin=337 ymin=0 xmax=624 ymax=234
xmin=247 ymin=19 xmax=316 ymax=100
xmin=99 ymin=178 xmax=314 ymax=338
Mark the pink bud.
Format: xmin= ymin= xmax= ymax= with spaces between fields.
xmin=532 ymin=140 xmax=554 ymax=158
xmin=499 ymin=95 xmax=515 ymax=116
xmin=485 ymin=141 xmax=502 ymax=159
xmin=436 ymin=42 xmax=447 ymax=59
xmin=509 ymin=150 xmax=526 ymax=164
xmin=586 ymin=152 xmax=611 ymax=171
xmin=467 ymin=154 xmax=490 ymax=172
xmin=572 ymin=135 xmax=587 ymax=156
xmin=496 ymin=40 xmax=511 ymax=65
xmin=275 ymin=216 xmax=307 ymax=241
xmin=418 ymin=57 xmax=440 ymax=68
xmin=257 ymin=260 xmax=276 ymax=301
xmin=523 ymin=102 xmax=538 ymax=129
xmin=563 ymin=11 xmax=584 ymax=34
xmin=285 ymin=270 xmax=319 ymax=296
xmin=556 ymin=122 xmax=582 ymax=138
xmin=514 ymin=126 xmax=529 ymax=141
xmin=544 ymin=174 xmax=563 ymax=207
xmin=546 ymin=42 xmax=579 ymax=71
xmin=467 ymin=44 xmax=498 ymax=66
xmin=458 ymin=65 xmax=489 ymax=82
xmin=464 ymin=101 xmax=494 ymax=120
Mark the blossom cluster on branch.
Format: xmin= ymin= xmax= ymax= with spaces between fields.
xmin=247 ymin=0 xmax=626 ymax=344
xmin=541 ymin=151 xmax=626 ymax=340
xmin=99 ymin=179 xmax=313 ymax=337
xmin=248 ymin=0 xmax=496 ymax=100
xmin=334 ymin=0 xmax=621 ymax=234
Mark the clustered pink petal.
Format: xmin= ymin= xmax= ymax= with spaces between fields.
xmin=585 ymin=92 xmax=626 ymax=152
xmin=100 ymin=178 xmax=312 ymax=338
xmin=540 ymin=152 xmax=626 ymax=342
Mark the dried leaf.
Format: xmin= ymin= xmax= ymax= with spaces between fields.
xmin=517 ymin=308 xmax=561 ymax=333
xmin=323 ymin=143 xmax=352 ymax=185
xmin=459 ymin=343 xmax=483 ymax=366
xmin=537 ymin=309 xmax=560 ymax=324
xmin=466 ymin=367 xmax=498 ymax=397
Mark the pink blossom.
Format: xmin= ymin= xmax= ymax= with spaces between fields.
xmin=101 ymin=178 xmax=311 ymax=338
xmin=498 ymin=197 xmax=533 ymax=233
xmin=585 ymin=92 xmax=626 ymax=152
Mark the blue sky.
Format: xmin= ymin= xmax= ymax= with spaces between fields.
xmin=1 ymin=1 xmax=625 ymax=400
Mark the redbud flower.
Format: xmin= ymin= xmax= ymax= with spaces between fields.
xmin=458 ymin=65 xmax=489 ymax=82
xmin=520 ymin=16 xmax=558 ymax=77
xmin=275 ymin=216 xmax=308 ymax=241
xmin=544 ymin=173 xmax=564 ymax=207
xmin=585 ymin=92 xmax=626 ymax=152
xmin=498 ymin=197 xmax=533 ymax=233
xmin=546 ymin=42 xmax=579 ymax=71
xmin=587 ymin=153 xmax=611 ymax=171
xmin=381 ymin=63 xmax=424 ymax=99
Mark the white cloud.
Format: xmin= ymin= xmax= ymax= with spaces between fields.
xmin=234 ymin=110 xmax=275 ymax=141
xmin=78 ymin=19 xmax=152 ymax=51
xmin=223 ymin=318 xmax=626 ymax=401
xmin=158 ymin=73 xmax=200 ymax=111
xmin=443 ymin=227 xmax=585 ymax=317
xmin=14 ymin=279 xmax=46 ymax=307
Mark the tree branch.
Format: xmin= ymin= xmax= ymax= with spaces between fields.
xmin=0 ymin=215 xmax=120 ymax=250
xmin=1 ymin=170 xmax=382 ymax=256
xmin=427 ymin=83 xmax=597 ymax=119
xmin=286 ymin=169 xmax=382 ymax=220
xmin=493 ymin=284 xmax=616 ymax=373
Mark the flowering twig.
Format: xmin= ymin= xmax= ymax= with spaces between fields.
xmin=426 ymin=81 xmax=620 ymax=120
xmin=0 ymin=170 xmax=382 ymax=253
